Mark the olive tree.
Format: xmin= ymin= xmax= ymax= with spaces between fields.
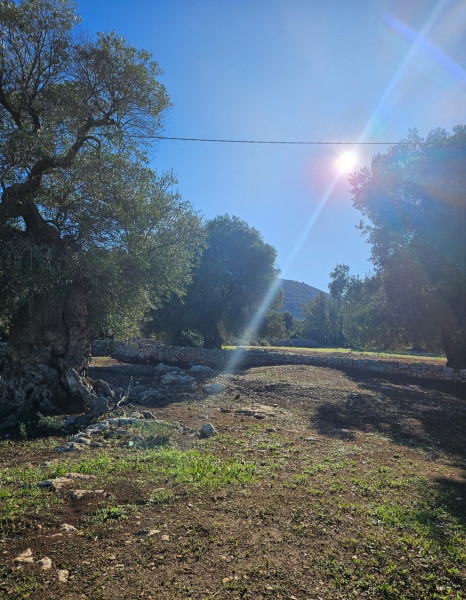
xmin=0 ymin=0 xmax=203 ymax=426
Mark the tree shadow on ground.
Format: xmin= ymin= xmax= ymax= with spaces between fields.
xmin=314 ymin=369 xmax=466 ymax=533
xmin=314 ymin=368 xmax=466 ymax=460
xmin=89 ymin=362 xmax=220 ymax=408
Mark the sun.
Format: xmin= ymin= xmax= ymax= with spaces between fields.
xmin=335 ymin=151 xmax=358 ymax=173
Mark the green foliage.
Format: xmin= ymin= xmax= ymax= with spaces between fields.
xmin=279 ymin=279 xmax=322 ymax=319
xmin=350 ymin=126 xmax=466 ymax=367
xmin=0 ymin=0 xmax=203 ymax=341
xmin=147 ymin=214 xmax=279 ymax=347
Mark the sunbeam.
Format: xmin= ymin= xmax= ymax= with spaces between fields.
xmin=222 ymin=0 xmax=453 ymax=378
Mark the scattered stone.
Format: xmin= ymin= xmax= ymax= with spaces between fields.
xmin=70 ymin=489 xmax=106 ymax=500
xmin=36 ymin=473 xmax=96 ymax=491
xmin=141 ymin=410 xmax=155 ymax=419
xmin=147 ymin=529 xmax=161 ymax=537
xmin=203 ymin=382 xmax=225 ymax=395
xmin=154 ymin=363 xmax=180 ymax=373
xmin=200 ymin=423 xmax=217 ymax=439
xmin=37 ymin=557 xmax=52 ymax=570
xmin=69 ymin=435 xmax=91 ymax=445
xmin=161 ymin=373 xmax=195 ymax=387
xmin=57 ymin=569 xmax=69 ymax=583
xmin=161 ymin=535 xmax=170 ymax=542
xmin=14 ymin=548 xmax=34 ymax=564
xmin=91 ymin=378 xmax=114 ymax=397
xmin=60 ymin=524 xmax=78 ymax=533
xmin=190 ymin=365 xmax=214 ymax=373
xmin=55 ymin=442 xmax=85 ymax=453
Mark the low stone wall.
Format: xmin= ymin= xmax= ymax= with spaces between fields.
xmin=92 ymin=338 xmax=466 ymax=383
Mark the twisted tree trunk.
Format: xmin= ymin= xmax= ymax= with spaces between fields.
xmin=0 ymin=281 xmax=108 ymax=429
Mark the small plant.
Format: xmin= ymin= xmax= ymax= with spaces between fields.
xmin=36 ymin=413 xmax=66 ymax=435
xmin=18 ymin=422 xmax=27 ymax=440
xmin=147 ymin=488 xmax=174 ymax=505
xmin=89 ymin=504 xmax=138 ymax=524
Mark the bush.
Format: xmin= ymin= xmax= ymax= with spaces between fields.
xmin=178 ymin=329 xmax=204 ymax=348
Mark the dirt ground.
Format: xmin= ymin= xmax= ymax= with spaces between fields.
xmin=0 ymin=357 xmax=465 ymax=600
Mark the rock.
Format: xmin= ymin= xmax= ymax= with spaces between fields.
xmin=91 ymin=378 xmax=114 ymax=398
xmin=37 ymin=557 xmax=53 ymax=570
xmin=60 ymin=523 xmax=78 ymax=533
xmin=141 ymin=410 xmax=156 ymax=419
xmin=190 ymin=365 xmax=214 ymax=373
xmin=14 ymin=548 xmax=34 ymax=564
xmin=36 ymin=473 xmax=96 ymax=491
xmin=154 ymin=363 xmax=180 ymax=373
xmin=146 ymin=529 xmax=161 ymax=536
xmin=55 ymin=442 xmax=84 ymax=453
xmin=70 ymin=489 xmax=106 ymax=500
xmin=161 ymin=373 xmax=195 ymax=387
xmin=203 ymin=382 xmax=225 ymax=395
xmin=57 ymin=569 xmax=69 ymax=583
xmin=200 ymin=423 xmax=217 ymax=439
xmin=69 ymin=435 xmax=91 ymax=445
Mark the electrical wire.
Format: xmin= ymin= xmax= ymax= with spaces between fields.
xmin=152 ymin=135 xmax=407 ymax=145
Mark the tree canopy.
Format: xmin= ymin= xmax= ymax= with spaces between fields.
xmin=147 ymin=214 xmax=279 ymax=348
xmin=349 ymin=126 xmax=466 ymax=367
xmin=0 ymin=0 xmax=203 ymax=424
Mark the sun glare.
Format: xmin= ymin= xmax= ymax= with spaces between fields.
xmin=336 ymin=151 xmax=358 ymax=173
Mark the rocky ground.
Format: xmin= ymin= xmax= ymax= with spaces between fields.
xmin=0 ymin=356 xmax=465 ymax=599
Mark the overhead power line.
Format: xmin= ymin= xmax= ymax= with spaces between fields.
xmin=153 ymin=135 xmax=406 ymax=145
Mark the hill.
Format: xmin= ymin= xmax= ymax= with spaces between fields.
xmin=279 ymin=279 xmax=326 ymax=319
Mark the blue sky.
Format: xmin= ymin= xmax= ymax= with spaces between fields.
xmin=77 ymin=0 xmax=466 ymax=292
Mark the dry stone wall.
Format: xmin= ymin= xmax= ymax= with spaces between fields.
xmin=92 ymin=339 xmax=466 ymax=383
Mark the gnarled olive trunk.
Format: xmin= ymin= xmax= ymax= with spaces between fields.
xmin=0 ymin=281 xmax=108 ymax=429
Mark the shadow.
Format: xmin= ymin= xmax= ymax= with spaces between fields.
xmin=89 ymin=361 xmax=221 ymax=408
xmin=313 ymin=368 xmax=466 ymax=461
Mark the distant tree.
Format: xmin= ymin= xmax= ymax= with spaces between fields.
xmin=350 ymin=126 xmax=466 ymax=368
xmin=258 ymin=288 xmax=286 ymax=340
xmin=282 ymin=311 xmax=295 ymax=336
xmin=0 ymin=0 xmax=203 ymax=427
xmin=148 ymin=215 xmax=279 ymax=348
xmin=302 ymin=292 xmax=343 ymax=346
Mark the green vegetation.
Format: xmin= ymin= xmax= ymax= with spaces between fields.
xmin=301 ymin=127 xmax=466 ymax=369
xmin=145 ymin=214 xmax=279 ymax=348
xmin=0 ymin=0 xmax=203 ymax=421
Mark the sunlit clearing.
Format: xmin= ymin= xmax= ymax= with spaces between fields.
xmin=336 ymin=151 xmax=358 ymax=173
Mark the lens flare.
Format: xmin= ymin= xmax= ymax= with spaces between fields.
xmin=335 ymin=151 xmax=358 ymax=173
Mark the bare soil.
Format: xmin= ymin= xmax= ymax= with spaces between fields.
xmin=1 ymin=357 xmax=465 ymax=600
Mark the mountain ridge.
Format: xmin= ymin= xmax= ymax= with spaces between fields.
xmin=279 ymin=278 xmax=325 ymax=319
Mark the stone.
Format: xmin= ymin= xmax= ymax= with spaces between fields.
xmin=14 ymin=548 xmax=34 ymax=564
xmin=55 ymin=442 xmax=84 ymax=453
xmin=37 ymin=557 xmax=53 ymax=570
xmin=161 ymin=373 xmax=195 ymax=387
xmin=69 ymin=435 xmax=91 ymax=445
xmin=200 ymin=423 xmax=217 ymax=438
xmin=71 ymin=489 xmax=106 ymax=500
xmin=203 ymin=382 xmax=225 ymax=395
xmin=154 ymin=363 xmax=180 ymax=373
xmin=189 ymin=365 xmax=214 ymax=373
xmin=91 ymin=378 xmax=114 ymax=397
xmin=60 ymin=523 xmax=78 ymax=533
xmin=57 ymin=569 xmax=69 ymax=583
